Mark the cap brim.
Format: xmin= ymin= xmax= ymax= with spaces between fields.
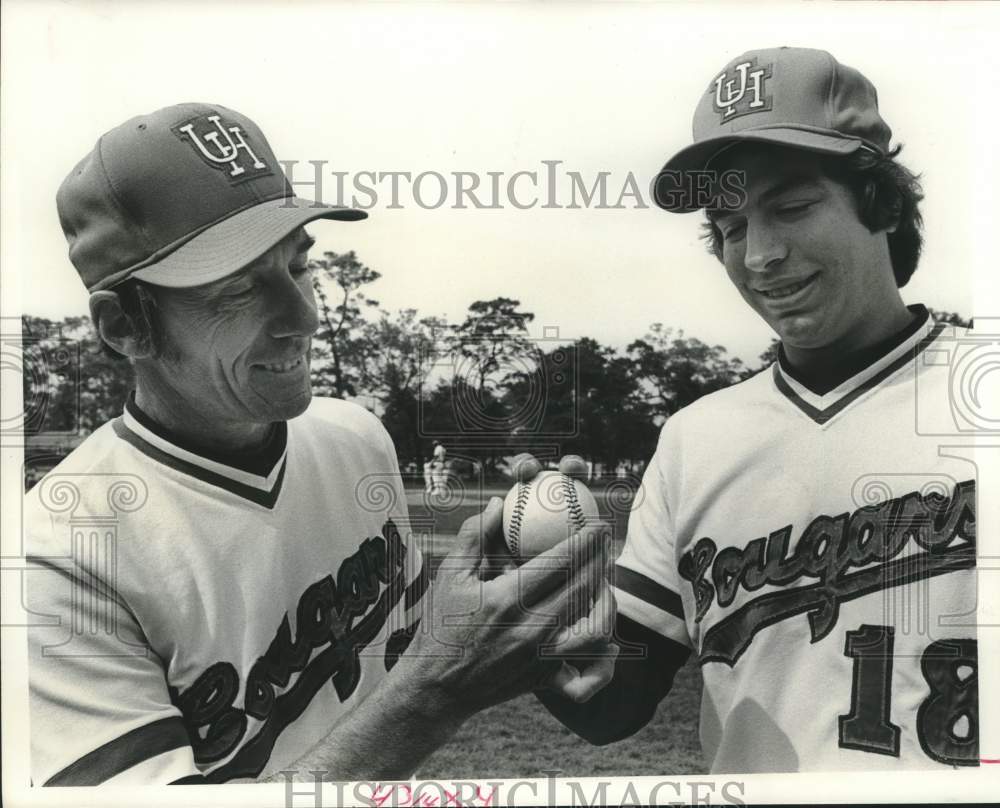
xmin=654 ymin=127 xmax=866 ymax=213
xmin=130 ymin=197 xmax=366 ymax=288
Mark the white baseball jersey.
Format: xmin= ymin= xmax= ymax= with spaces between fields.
xmin=614 ymin=308 xmax=978 ymax=772
xmin=25 ymin=396 xmax=426 ymax=785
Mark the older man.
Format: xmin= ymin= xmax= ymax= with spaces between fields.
xmin=25 ymin=103 xmax=612 ymax=785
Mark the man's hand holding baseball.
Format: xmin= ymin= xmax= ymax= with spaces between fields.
xmin=398 ymin=496 xmax=615 ymax=717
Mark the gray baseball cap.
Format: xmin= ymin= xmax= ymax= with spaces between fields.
xmin=655 ymin=47 xmax=892 ymax=212
xmin=58 ymin=102 xmax=365 ymax=292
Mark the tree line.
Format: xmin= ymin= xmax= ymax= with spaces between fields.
xmin=21 ymin=249 xmax=971 ymax=477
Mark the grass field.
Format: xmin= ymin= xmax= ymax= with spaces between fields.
xmin=404 ymin=481 xmax=706 ymax=778
xmin=415 ymin=662 xmax=704 ymax=779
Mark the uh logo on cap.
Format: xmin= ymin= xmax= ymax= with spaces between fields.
xmin=172 ymin=112 xmax=271 ymax=182
xmin=712 ymin=58 xmax=773 ymax=122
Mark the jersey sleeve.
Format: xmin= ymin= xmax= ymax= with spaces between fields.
xmin=26 ymin=555 xmax=199 ymax=786
xmin=612 ymin=420 xmax=693 ymax=649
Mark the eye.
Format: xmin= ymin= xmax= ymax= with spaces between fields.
xmin=290 ymin=262 xmax=313 ymax=279
xmin=223 ymin=287 xmax=257 ymax=305
xmin=222 ymin=283 xmax=256 ymax=299
xmin=775 ymin=201 xmax=816 ymax=216
xmin=721 ymin=222 xmax=746 ymax=243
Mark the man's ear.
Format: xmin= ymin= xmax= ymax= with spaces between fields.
xmin=89 ymin=291 xmax=154 ymax=359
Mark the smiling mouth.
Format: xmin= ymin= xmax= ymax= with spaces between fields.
xmin=257 ymin=356 xmax=306 ymax=373
xmin=756 ymin=274 xmax=818 ymax=301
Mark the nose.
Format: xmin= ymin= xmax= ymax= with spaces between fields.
xmin=742 ymin=219 xmax=787 ymax=273
xmin=269 ymin=272 xmax=320 ymax=340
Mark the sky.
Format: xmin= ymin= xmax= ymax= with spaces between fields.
xmin=2 ymin=1 xmax=998 ymax=364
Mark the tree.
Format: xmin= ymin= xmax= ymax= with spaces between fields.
xmin=752 ymin=338 xmax=781 ymax=372
xmin=310 ymin=250 xmax=380 ymax=398
xmin=22 ymin=315 xmax=135 ymax=437
xmin=628 ymin=324 xmax=746 ymax=421
xmin=21 ymin=315 xmax=137 ymax=487
xmin=451 ymin=297 xmax=536 ymax=397
xmin=505 ymin=337 xmax=656 ymax=467
xmin=357 ymin=309 xmax=446 ymax=467
xmin=392 ymin=298 xmax=540 ymax=475
xmin=574 ymin=338 xmax=657 ymax=466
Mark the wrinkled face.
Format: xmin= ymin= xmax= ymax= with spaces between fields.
xmin=149 ymin=227 xmax=319 ymax=430
xmin=710 ymin=146 xmax=896 ymax=351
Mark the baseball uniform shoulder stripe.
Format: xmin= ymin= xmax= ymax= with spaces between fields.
xmin=44 ymin=716 xmax=189 ymax=786
xmin=614 ymin=588 xmax=691 ymax=648
xmin=613 ymin=564 xmax=685 ymax=618
xmin=113 ymin=418 xmax=287 ymax=509
xmin=774 ymin=320 xmax=946 ymax=425
xmin=618 ymin=613 xmax=692 ymax=667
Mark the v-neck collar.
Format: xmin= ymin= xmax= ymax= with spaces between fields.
xmin=772 ymin=309 xmax=946 ymax=426
xmin=112 ymin=393 xmax=289 ymax=508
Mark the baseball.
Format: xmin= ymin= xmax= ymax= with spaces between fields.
xmin=502 ymin=470 xmax=600 ymax=562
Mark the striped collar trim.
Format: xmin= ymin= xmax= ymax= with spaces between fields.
xmin=114 ymin=408 xmax=288 ymax=508
xmin=773 ymin=318 xmax=947 ymax=426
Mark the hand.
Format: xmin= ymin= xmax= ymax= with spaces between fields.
xmin=508 ymin=452 xmax=618 ymax=703
xmin=398 ymin=497 xmax=611 ymax=721
xmin=541 ymin=582 xmax=619 ymax=703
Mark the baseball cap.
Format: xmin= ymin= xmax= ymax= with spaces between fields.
xmin=654 ymin=47 xmax=892 ymax=212
xmin=57 ymin=102 xmax=366 ymax=292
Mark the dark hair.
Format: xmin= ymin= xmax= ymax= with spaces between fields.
xmin=701 ymin=145 xmax=924 ymax=287
xmin=96 ymin=278 xmax=165 ymax=360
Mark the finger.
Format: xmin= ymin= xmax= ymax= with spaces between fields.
xmin=540 ymin=563 xmax=606 ymax=628
xmin=440 ymin=497 xmax=504 ymax=580
xmin=591 ymin=579 xmax=617 ymax=629
xmin=531 ymin=657 xmax=567 ymax=691
xmin=519 ymin=521 xmax=611 ymax=604
xmin=598 ymin=584 xmax=617 ymax=628
xmin=511 ymin=522 xmax=612 ymax=610
xmin=573 ymin=653 xmax=618 ymax=703
xmin=535 ymin=544 xmax=617 ymax=630
xmin=542 ymin=661 xmax=579 ymax=693
xmin=549 ymin=586 xmax=617 ymax=652
xmin=479 ymin=549 xmax=517 ymax=582
xmin=545 ymin=647 xmax=619 ymax=703
xmin=510 ymin=453 xmax=543 ymax=482
xmin=558 ymin=454 xmax=589 ymax=479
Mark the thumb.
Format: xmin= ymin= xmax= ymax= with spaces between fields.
xmin=442 ymin=497 xmax=504 ymax=580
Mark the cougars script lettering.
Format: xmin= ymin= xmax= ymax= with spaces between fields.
xmin=169 ymin=519 xmax=427 ymax=781
xmin=679 ymin=480 xmax=976 ymax=666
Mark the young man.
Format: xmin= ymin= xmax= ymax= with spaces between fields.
xmin=25 ymin=103 xmax=613 ymax=785
xmin=540 ymin=47 xmax=979 ymax=772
